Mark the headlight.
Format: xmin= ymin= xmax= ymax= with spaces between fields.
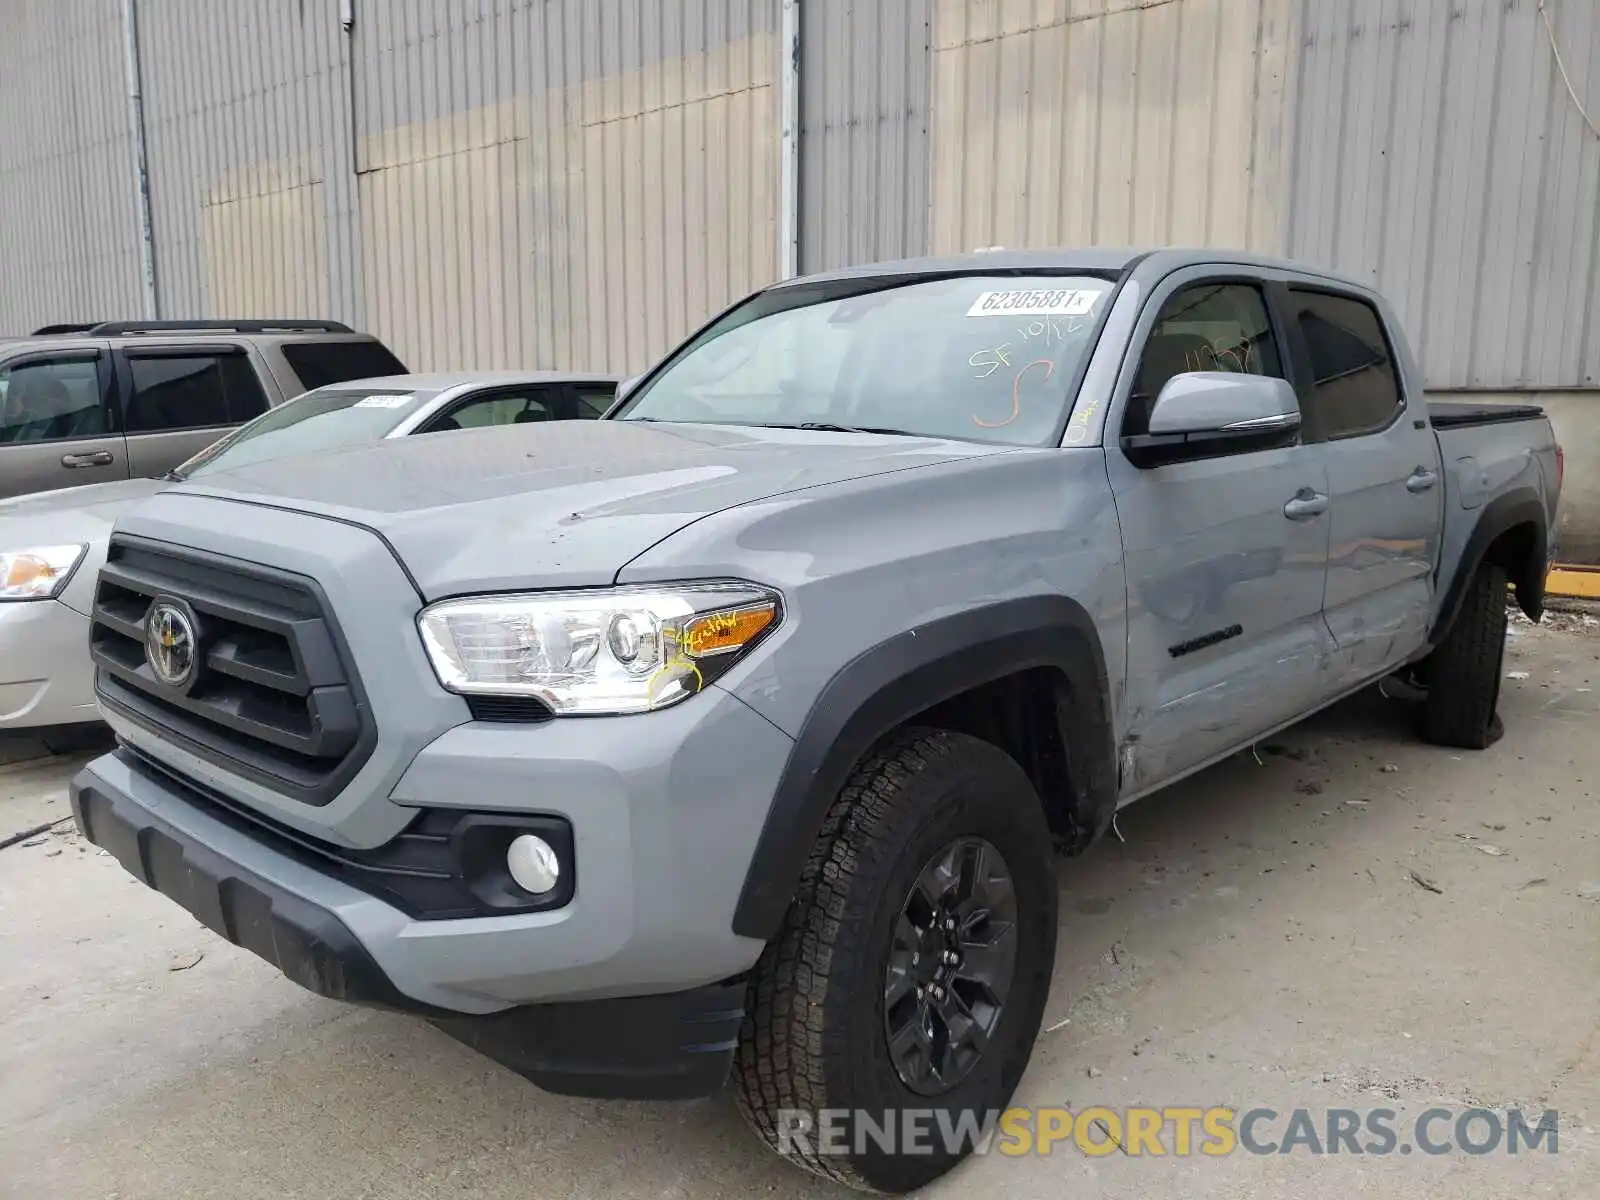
xmin=417 ymin=581 xmax=782 ymax=715
xmin=0 ymin=544 xmax=87 ymax=601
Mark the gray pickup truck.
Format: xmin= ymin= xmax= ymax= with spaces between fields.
xmin=70 ymin=250 xmax=1560 ymax=1192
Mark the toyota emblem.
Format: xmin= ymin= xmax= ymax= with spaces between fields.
xmin=144 ymin=599 xmax=199 ymax=689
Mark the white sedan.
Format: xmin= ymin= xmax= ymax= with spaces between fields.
xmin=0 ymin=370 xmax=618 ymax=747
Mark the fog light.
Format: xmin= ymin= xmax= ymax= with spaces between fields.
xmin=506 ymin=834 xmax=561 ymax=895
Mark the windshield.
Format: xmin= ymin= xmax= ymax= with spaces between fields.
xmin=613 ymin=273 xmax=1114 ymax=445
xmin=173 ymin=387 xmax=433 ymax=479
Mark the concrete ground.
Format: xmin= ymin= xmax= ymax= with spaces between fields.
xmin=3 ymin=615 xmax=1597 ymax=1199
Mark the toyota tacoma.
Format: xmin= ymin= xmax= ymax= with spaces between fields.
xmin=70 ymin=249 xmax=1561 ymax=1191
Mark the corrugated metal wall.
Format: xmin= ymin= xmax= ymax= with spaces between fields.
xmin=925 ymin=0 xmax=1600 ymax=391
xmin=925 ymin=0 xmax=1296 ymax=256
xmin=5 ymin=0 xmax=1598 ymax=392
xmin=0 ymin=0 xmax=143 ymax=331
xmin=135 ymin=0 xmax=358 ymax=324
xmin=799 ymin=0 xmax=931 ymax=272
xmin=352 ymin=0 xmax=778 ymax=374
xmin=1288 ymin=0 xmax=1600 ymax=390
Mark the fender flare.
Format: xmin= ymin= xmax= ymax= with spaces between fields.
xmin=1429 ymin=488 xmax=1549 ymax=646
xmin=730 ymin=594 xmax=1118 ymax=940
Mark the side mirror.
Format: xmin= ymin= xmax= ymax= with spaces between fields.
xmin=1125 ymin=372 xmax=1300 ymax=467
xmin=615 ymin=374 xmax=642 ymax=402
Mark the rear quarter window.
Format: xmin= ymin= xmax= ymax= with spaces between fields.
xmin=280 ymin=340 xmax=407 ymax=391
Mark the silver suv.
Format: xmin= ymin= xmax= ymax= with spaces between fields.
xmin=0 ymin=319 xmax=405 ymax=499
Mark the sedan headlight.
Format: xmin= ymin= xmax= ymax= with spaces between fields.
xmin=417 ymin=581 xmax=782 ymax=715
xmin=0 ymin=544 xmax=88 ymax=601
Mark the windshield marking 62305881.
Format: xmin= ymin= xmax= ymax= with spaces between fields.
xmin=616 ymin=274 xmax=1112 ymax=447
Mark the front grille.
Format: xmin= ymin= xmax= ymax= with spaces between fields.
xmin=90 ymin=535 xmax=375 ymax=806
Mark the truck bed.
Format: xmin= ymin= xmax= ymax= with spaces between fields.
xmin=1428 ymin=400 xmax=1547 ymax=429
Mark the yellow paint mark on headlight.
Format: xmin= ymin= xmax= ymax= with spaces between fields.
xmin=682 ymin=602 xmax=777 ymax=658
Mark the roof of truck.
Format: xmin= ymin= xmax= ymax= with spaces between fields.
xmin=779 ymin=246 xmax=1370 ymax=292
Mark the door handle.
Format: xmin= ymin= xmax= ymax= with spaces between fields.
xmin=1406 ymin=467 xmax=1439 ymax=493
xmin=60 ymin=450 xmax=113 ymax=468
xmin=1283 ymin=489 xmax=1329 ymax=520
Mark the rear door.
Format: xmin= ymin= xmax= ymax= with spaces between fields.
xmin=114 ymin=345 xmax=272 ymax=479
xmin=1107 ymin=271 xmax=1335 ymax=790
xmin=0 ymin=347 xmax=127 ymax=499
xmin=1285 ymin=286 xmax=1442 ymax=685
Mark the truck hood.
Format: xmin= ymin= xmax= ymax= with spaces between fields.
xmin=166 ymin=420 xmax=1002 ymax=598
xmin=0 ymin=478 xmax=171 ymax=616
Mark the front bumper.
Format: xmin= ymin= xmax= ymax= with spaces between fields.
xmin=0 ymin=599 xmax=96 ymax=730
xmin=71 ymin=752 xmax=752 ymax=1099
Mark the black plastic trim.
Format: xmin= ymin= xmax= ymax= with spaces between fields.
xmin=90 ymin=534 xmax=377 ymax=806
xmin=31 ymin=322 xmax=101 ymax=335
xmin=117 ymin=744 xmax=574 ymax=920
xmin=71 ymin=764 xmax=739 ymax=1099
xmin=1430 ymin=488 xmax=1549 ymax=645
xmin=466 ymin=695 xmax=555 ymax=723
xmin=89 ymin=319 xmax=354 ymax=335
xmin=71 ymin=768 xmax=429 ymax=1013
xmin=1427 ymin=401 xmax=1547 ymax=429
xmin=1121 ymin=421 xmax=1299 ymax=468
xmin=730 ymin=594 xmax=1118 ymax=940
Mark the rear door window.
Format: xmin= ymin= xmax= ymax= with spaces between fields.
xmin=280 ymin=340 xmax=407 ymax=390
xmin=123 ymin=352 xmax=269 ymax=432
xmin=1288 ymin=289 xmax=1403 ymax=440
xmin=0 ymin=355 xmax=108 ymax=442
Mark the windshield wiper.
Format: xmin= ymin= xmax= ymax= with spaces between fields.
xmin=786 ymin=421 xmax=919 ymax=436
xmin=624 ymin=417 xmax=919 ymax=436
xmin=160 ymin=469 xmax=185 ymax=482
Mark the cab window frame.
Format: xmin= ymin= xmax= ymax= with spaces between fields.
xmin=1281 ymin=284 xmax=1407 ymax=444
xmin=1114 ymin=274 xmax=1302 ymax=464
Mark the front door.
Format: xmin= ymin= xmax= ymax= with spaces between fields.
xmin=0 ymin=349 xmax=126 ymax=499
xmin=1286 ymin=287 xmax=1442 ymax=685
xmin=1106 ymin=275 xmax=1335 ymax=793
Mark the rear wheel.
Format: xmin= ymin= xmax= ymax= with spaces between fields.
xmin=734 ymin=728 xmax=1058 ymax=1193
xmin=1419 ymin=561 xmax=1509 ymax=749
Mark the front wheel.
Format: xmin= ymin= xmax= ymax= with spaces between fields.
xmin=734 ymin=728 xmax=1058 ymax=1193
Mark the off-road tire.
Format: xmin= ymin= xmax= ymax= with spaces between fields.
xmin=733 ymin=727 xmax=1058 ymax=1193
xmin=1419 ymin=560 xmax=1509 ymax=749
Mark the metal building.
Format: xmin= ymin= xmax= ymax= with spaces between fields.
xmin=2 ymin=0 xmax=1597 ymax=555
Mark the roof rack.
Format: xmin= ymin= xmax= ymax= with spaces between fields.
xmin=32 ymin=322 xmax=102 ymax=335
xmin=86 ymin=319 xmax=355 ymax=336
